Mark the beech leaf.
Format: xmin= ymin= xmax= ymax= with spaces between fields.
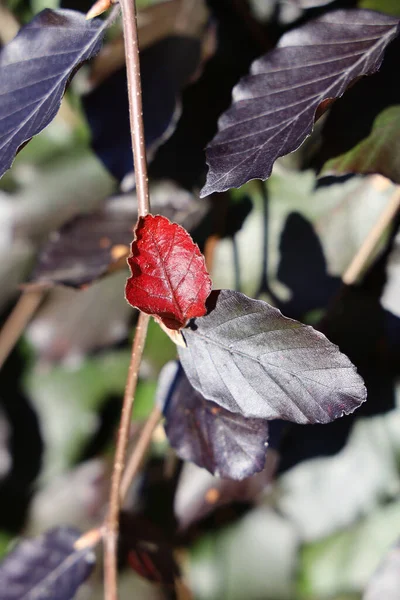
xmin=125 ymin=214 xmax=212 ymax=330
xmin=0 ymin=9 xmax=108 ymax=178
xmin=178 ymin=290 xmax=367 ymax=424
xmin=321 ymin=105 xmax=400 ymax=183
xmin=201 ymin=9 xmax=400 ymax=196
xmin=160 ymin=362 xmax=269 ymax=479
xmin=0 ymin=527 xmax=95 ymax=600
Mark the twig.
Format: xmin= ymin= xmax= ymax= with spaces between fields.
xmin=120 ymin=403 xmax=162 ymax=503
xmin=103 ymin=0 xmax=151 ymax=594
xmin=74 ymin=527 xmax=103 ymax=550
xmin=104 ymin=312 xmax=150 ymax=600
xmin=343 ymin=184 xmax=400 ymax=285
xmin=0 ymin=289 xmax=45 ymax=370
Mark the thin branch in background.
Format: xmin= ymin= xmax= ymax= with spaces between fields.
xmin=0 ymin=289 xmax=46 ymax=370
xmin=120 ymin=403 xmax=162 ymax=503
xmin=102 ymin=0 xmax=152 ymax=595
xmin=343 ymin=181 xmax=400 ymax=285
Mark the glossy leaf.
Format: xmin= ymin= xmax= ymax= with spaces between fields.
xmin=0 ymin=527 xmax=95 ymax=600
xmin=0 ymin=9 xmax=108 ymax=178
xmin=178 ymin=290 xmax=367 ymax=424
xmin=30 ymin=183 xmax=207 ymax=288
xmin=201 ymin=9 xmax=400 ymax=196
xmin=160 ymin=362 xmax=269 ymax=479
xmin=125 ymin=215 xmax=212 ymax=330
xmin=321 ymin=105 xmax=400 ymax=183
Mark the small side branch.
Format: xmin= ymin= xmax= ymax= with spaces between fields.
xmin=0 ymin=289 xmax=45 ymax=369
xmin=343 ymin=183 xmax=400 ymax=285
xmin=120 ymin=403 xmax=162 ymax=503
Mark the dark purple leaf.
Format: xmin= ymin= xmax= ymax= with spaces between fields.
xmin=0 ymin=527 xmax=95 ymax=600
xmin=0 ymin=9 xmax=108 ymax=178
xmin=83 ymin=35 xmax=201 ymax=181
xmin=160 ymin=362 xmax=269 ymax=479
xmin=312 ymin=34 xmax=400 ymax=174
xmin=178 ymin=290 xmax=367 ymax=424
xmin=29 ymin=184 xmax=207 ymax=288
xmin=201 ymin=9 xmax=400 ymax=196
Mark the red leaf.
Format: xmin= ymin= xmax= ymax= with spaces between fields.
xmin=125 ymin=214 xmax=212 ymax=330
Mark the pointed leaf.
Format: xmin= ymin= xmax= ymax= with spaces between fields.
xmin=125 ymin=214 xmax=212 ymax=330
xmin=201 ymin=9 xmax=400 ymax=196
xmin=0 ymin=9 xmax=108 ymax=178
xmin=160 ymin=362 xmax=269 ymax=479
xmin=0 ymin=527 xmax=95 ymax=600
xmin=321 ymin=105 xmax=400 ymax=183
xmin=178 ymin=290 xmax=367 ymax=424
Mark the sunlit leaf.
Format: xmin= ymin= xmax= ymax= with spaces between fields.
xmin=126 ymin=215 xmax=212 ymax=330
xmin=201 ymin=9 xmax=400 ymax=195
xmin=0 ymin=527 xmax=95 ymax=600
xmin=160 ymin=362 xmax=269 ymax=479
xmin=178 ymin=290 xmax=367 ymax=424
xmin=0 ymin=9 xmax=108 ymax=178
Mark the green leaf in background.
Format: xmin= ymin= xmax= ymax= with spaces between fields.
xmin=189 ymin=506 xmax=298 ymax=600
xmin=321 ymin=106 xmax=400 ymax=184
xmin=299 ymin=502 xmax=400 ymax=600
xmin=24 ymin=349 xmax=155 ymax=480
xmin=142 ymin=317 xmax=177 ymax=373
xmin=358 ymin=0 xmax=400 ymax=16
xmin=212 ymin=169 xmax=394 ymax=300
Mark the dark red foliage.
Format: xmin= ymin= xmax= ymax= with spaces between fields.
xmin=125 ymin=214 xmax=212 ymax=330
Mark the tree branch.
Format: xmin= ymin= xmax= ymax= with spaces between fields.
xmin=103 ymin=0 xmax=152 ymax=595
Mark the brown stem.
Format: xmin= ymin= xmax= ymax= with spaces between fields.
xmin=0 ymin=289 xmax=45 ymax=370
xmin=120 ymin=403 xmax=162 ymax=503
xmin=103 ymin=0 xmax=152 ymax=595
xmin=104 ymin=312 xmax=150 ymax=600
xmin=119 ymin=0 xmax=150 ymax=217
xmin=343 ymin=184 xmax=400 ymax=285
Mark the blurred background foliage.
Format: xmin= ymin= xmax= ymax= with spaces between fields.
xmin=1 ymin=0 xmax=400 ymax=598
